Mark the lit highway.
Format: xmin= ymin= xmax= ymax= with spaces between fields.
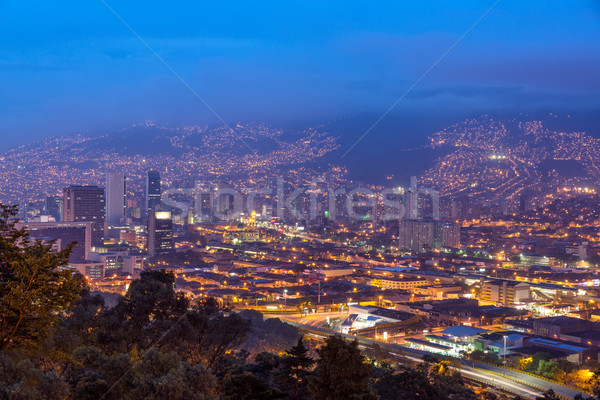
xmin=283 ymin=320 xmax=588 ymax=400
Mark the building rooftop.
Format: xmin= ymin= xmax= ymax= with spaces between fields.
xmin=442 ymin=325 xmax=488 ymax=338
xmin=405 ymin=338 xmax=452 ymax=351
xmin=533 ymin=316 xmax=586 ymax=326
xmin=525 ymin=337 xmax=589 ymax=353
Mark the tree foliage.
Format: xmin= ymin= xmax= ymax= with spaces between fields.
xmin=469 ymin=349 xmax=502 ymax=365
xmin=308 ymin=335 xmax=377 ymax=400
xmin=0 ymin=203 xmax=81 ymax=350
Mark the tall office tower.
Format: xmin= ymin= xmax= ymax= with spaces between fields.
xmin=44 ymin=196 xmax=62 ymax=221
xmin=398 ymin=220 xmax=461 ymax=252
xmin=212 ymin=182 xmax=235 ymax=218
xmin=417 ymin=188 xmax=440 ymax=221
xmin=62 ymin=186 xmax=105 ymax=244
xmin=410 ymin=176 xmax=418 ymax=191
xmin=146 ymin=170 xmax=161 ymax=213
xmin=406 ymin=192 xmax=417 ymax=220
xmin=194 ymin=181 xmax=213 ymax=221
xmin=433 ymin=221 xmax=461 ymax=249
xmin=405 ymin=176 xmax=419 ymax=220
xmin=417 ymin=192 xmax=432 ymax=220
xmin=106 ymin=172 xmax=126 ymax=225
xmin=519 ymin=192 xmax=532 ymax=213
xmin=450 ymin=198 xmax=461 ymax=219
xmin=398 ymin=220 xmax=434 ymax=251
xmin=17 ymin=200 xmax=30 ymax=221
xmin=147 ymin=211 xmax=173 ymax=257
xmin=460 ymin=195 xmax=471 ymax=219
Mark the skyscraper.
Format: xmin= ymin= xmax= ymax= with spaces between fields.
xmin=44 ymin=196 xmax=62 ymax=221
xmin=433 ymin=221 xmax=461 ymax=249
xmin=195 ymin=180 xmax=213 ymax=221
xmin=147 ymin=211 xmax=173 ymax=257
xmin=405 ymin=176 xmax=418 ymax=220
xmin=212 ymin=182 xmax=235 ymax=218
xmin=62 ymin=186 xmax=105 ymax=244
xmin=106 ymin=172 xmax=126 ymax=225
xmin=398 ymin=220 xmax=460 ymax=252
xmin=398 ymin=220 xmax=434 ymax=251
xmin=146 ymin=170 xmax=161 ymax=213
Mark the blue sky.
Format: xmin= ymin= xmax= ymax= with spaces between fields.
xmin=1 ymin=1 xmax=599 ymax=147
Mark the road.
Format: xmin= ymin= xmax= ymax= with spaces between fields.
xmin=283 ymin=319 xmax=587 ymax=400
xmin=462 ymin=359 xmax=586 ymax=399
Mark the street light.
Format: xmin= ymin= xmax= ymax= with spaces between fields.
xmin=284 ymin=289 xmax=288 ymax=318
xmin=503 ymin=335 xmax=507 ymax=363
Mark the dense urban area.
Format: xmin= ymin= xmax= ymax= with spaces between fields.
xmin=4 ymin=119 xmax=600 ymax=400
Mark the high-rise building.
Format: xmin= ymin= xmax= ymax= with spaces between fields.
xmin=398 ymin=220 xmax=434 ymax=251
xmin=460 ymin=195 xmax=472 ymax=219
xmin=417 ymin=188 xmax=440 ymax=221
xmin=405 ymin=176 xmax=418 ymax=220
xmin=433 ymin=221 xmax=461 ymax=249
xmin=195 ymin=181 xmax=213 ymax=221
xmin=409 ymin=176 xmax=418 ymax=190
xmin=16 ymin=221 xmax=92 ymax=261
xmin=519 ymin=192 xmax=532 ymax=213
xmin=106 ymin=172 xmax=126 ymax=225
xmin=212 ymin=182 xmax=236 ymax=218
xmin=62 ymin=186 xmax=105 ymax=244
xmin=44 ymin=196 xmax=62 ymax=221
xmin=147 ymin=211 xmax=173 ymax=257
xmin=398 ymin=220 xmax=461 ymax=252
xmin=146 ymin=170 xmax=161 ymax=213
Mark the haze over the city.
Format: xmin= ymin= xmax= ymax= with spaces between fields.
xmin=1 ymin=1 xmax=600 ymax=149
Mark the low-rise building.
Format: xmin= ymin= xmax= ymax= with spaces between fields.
xmin=480 ymin=280 xmax=530 ymax=306
xmin=411 ymin=284 xmax=462 ymax=300
xmin=370 ymin=276 xmax=428 ymax=290
xmin=533 ymin=316 xmax=591 ymax=339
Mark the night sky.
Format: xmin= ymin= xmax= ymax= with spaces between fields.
xmin=1 ymin=1 xmax=599 ymax=148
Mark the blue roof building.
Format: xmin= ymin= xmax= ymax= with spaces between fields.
xmin=442 ymin=325 xmax=488 ymax=339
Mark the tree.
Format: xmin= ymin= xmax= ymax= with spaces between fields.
xmin=430 ymin=360 xmax=478 ymax=400
xmin=222 ymin=369 xmax=287 ymax=400
xmin=129 ymin=349 xmax=219 ymax=400
xmin=587 ymin=369 xmax=600 ymax=399
xmin=469 ymin=349 xmax=502 ymax=365
xmin=0 ymin=352 xmax=71 ymax=399
xmin=282 ymin=337 xmax=314 ymax=400
xmin=238 ymin=310 xmax=298 ymax=354
xmin=526 ymin=352 xmax=551 ymax=373
xmin=221 ymin=353 xmax=287 ymax=400
xmin=95 ymin=270 xmax=249 ymax=368
xmin=537 ymin=359 xmax=562 ymax=381
xmin=97 ymin=269 xmax=190 ymax=353
xmin=308 ymin=335 xmax=376 ymax=400
xmin=0 ymin=204 xmax=82 ymax=350
xmin=372 ymin=364 xmax=443 ymax=400
xmin=297 ymin=298 xmax=314 ymax=314
xmin=284 ymin=337 xmax=314 ymax=371
xmin=183 ymin=300 xmax=250 ymax=367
